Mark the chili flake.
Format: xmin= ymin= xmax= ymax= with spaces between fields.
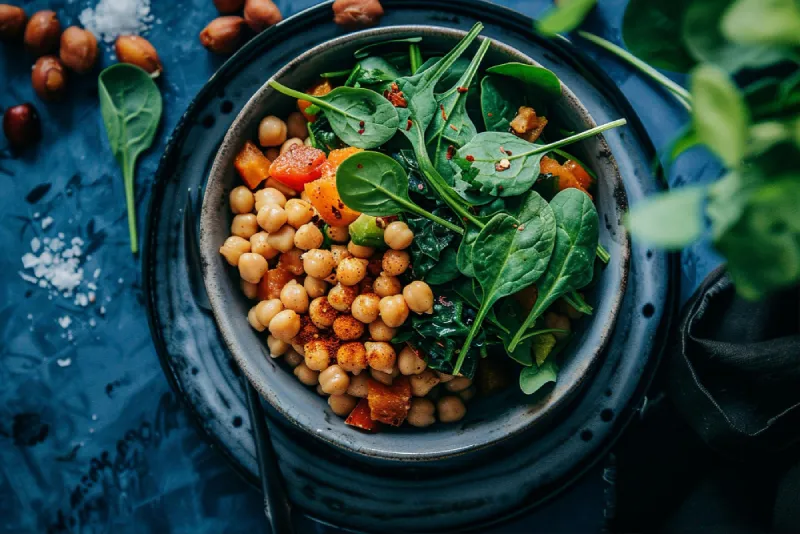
xmin=457 ymin=86 xmax=468 ymax=93
xmin=358 ymin=128 xmax=365 ymax=135
xmin=359 ymin=120 xmax=365 ymax=127
xmin=440 ymin=104 xmax=447 ymax=120
xmin=449 ymin=124 xmax=458 ymax=132
xmin=465 ymin=155 xmax=475 ymax=162
xmin=384 ymin=83 xmax=408 ymax=108
xmin=406 ymin=119 xmax=413 ymax=131
xmin=446 ymin=145 xmax=455 ymax=160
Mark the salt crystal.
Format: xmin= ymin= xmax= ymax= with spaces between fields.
xmin=89 ymin=318 xmax=97 ymax=327
xmin=99 ymin=306 xmax=106 ymax=315
xmin=41 ymin=216 xmax=53 ymax=230
xmin=31 ymin=238 xmax=41 ymax=253
xmin=26 ymin=314 xmax=32 ymax=320
xmin=80 ymin=0 xmax=153 ymax=44
xmin=57 ymin=232 xmax=65 ymax=239
xmin=88 ymin=292 xmax=96 ymax=303
xmin=94 ymin=268 xmax=102 ymax=279
xmin=58 ymin=315 xmax=72 ymax=329
xmin=57 ymin=358 xmax=72 ymax=367
xmin=75 ymin=293 xmax=89 ymax=307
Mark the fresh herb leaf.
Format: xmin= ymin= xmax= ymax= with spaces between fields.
xmin=406 ymin=210 xmax=459 ymax=283
xmin=722 ymin=0 xmax=800 ymax=47
xmin=625 ymin=185 xmax=707 ymax=248
xmin=485 ymin=62 xmax=562 ymax=99
xmin=98 ymin=63 xmax=163 ymax=254
xmin=409 ymin=43 xmax=423 ymax=74
xmin=596 ymin=243 xmax=611 ymax=264
xmin=481 ymin=74 xmax=525 ymax=132
xmin=519 ymin=360 xmax=558 ymax=395
xmin=353 ymin=57 xmax=402 ymax=90
xmin=536 ymin=0 xmax=597 ymax=36
xmin=622 ymin=0 xmax=696 ymax=73
xmin=308 ymin=114 xmax=344 ymax=154
xmin=353 ymin=37 xmax=423 ymax=59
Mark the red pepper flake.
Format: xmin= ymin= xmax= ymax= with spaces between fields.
xmin=499 ymin=146 xmax=506 ymax=155
xmin=449 ymin=124 xmax=458 ymax=132
xmin=331 ymin=207 xmax=342 ymax=219
xmin=391 ymin=82 xmax=399 ymax=91
xmin=457 ymin=86 xmax=468 ymax=93
xmin=445 ymin=145 xmax=455 ymax=160
xmin=357 ymin=164 xmax=363 ymax=169
xmin=358 ymin=128 xmax=365 ymax=135
xmin=384 ymin=83 xmax=408 ymax=108
xmin=359 ymin=120 xmax=365 ymax=127
xmin=440 ymin=104 xmax=447 ymax=120
xmin=506 ymin=150 xmax=513 ymax=156
xmin=498 ymin=185 xmax=504 ymax=192
xmin=518 ymin=224 xmax=526 ymax=231
xmin=487 ymin=112 xmax=494 ymax=117
xmin=417 ymin=183 xmax=424 ymax=191
xmin=406 ymin=119 xmax=413 ymax=131
xmin=465 ymin=155 xmax=475 ymax=162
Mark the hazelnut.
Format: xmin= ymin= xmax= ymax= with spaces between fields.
xmin=244 ymin=0 xmax=282 ymax=33
xmin=214 ymin=0 xmax=246 ymax=13
xmin=32 ymin=56 xmax=68 ymax=101
xmin=200 ymin=16 xmax=247 ymax=54
xmin=115 ymin=35 xmax=163 ymax=75
xmin=23 ymin=10 xmax=61 ymax=56
xmin=3 ymin=103 xmax=41 ymax=151
xmin=59 ymin=26 xmax=98 ymax=73
xmin=0 ymin=4 xmax=27 ymax=42
xmin=332 ymin=0 xmax=384 ymax=28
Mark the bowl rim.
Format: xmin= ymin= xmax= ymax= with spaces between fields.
xmin=200 ymin=24 xmax=631 ymax=462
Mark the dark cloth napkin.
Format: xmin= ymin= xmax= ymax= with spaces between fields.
xmin=610 ymin=266 xmax=800 ymax=533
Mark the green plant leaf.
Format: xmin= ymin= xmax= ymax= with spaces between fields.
xmin=485 ymin=62 xmax=562 ymax=99
xmin=307 ymin=114 xmax=344 ymax=154
xmin=98 ymin=63 xmax=163 ymax=254
xmin=353 ymin=37 xmax=423 ymax=59
xmin=535 ymin=0 xmax=597 ymax=36
xmin=625 ymin=185 xmax=707 ymax=248
xmin=691 ymin=64 xmax=750 ymax=168
xmin=665 ymin=124 xmax=700 ymax=162
xmin=622 ymin=0 xmax=696 ymax=73
xmin=480 ymin=75 xmax=525 ymax=132
xmin=269 ymin=81 xmax=399 ymax=149
xmin=353 ymin=56 xmax=402 ymax=89
xmin=722 ymin=0 xmax=800 ymax=47
xmin=519 ymin=360 xmax=558 ymax=395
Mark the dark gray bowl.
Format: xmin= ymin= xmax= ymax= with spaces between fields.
xmin=200 ymin=25 xmax=630 ymax=463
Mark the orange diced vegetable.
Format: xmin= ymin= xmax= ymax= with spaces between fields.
xmin=563 ymin=160 xmax=594 ymax=190
xmin=235 ymin=141 xmax=272 ymax=190
xmin=298 ymin=79 xmax=333 ymax=122
xmin=268 ymin=145 xmax=327 ymax=192
xmin=510 ymin=106 xmax=548 ymax=143
xmin=326 ymin=146 xmax=363 ymax=167
xmin=345 ymin=398 xmax=379 ymax=432
xmin=367 ymin=376 xmax=412 ymax=427
xmin=257 ymin=268 xmax=299 ymax=300
xmin=304 ymin=147 xmax=362 ymax=227
xmin=540 ymin=156 xmax=591 ymax=197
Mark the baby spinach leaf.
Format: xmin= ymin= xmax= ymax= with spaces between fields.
xmin=485 ymin=62 xmax=562 ymax=100
xmin=722 ymin=0 xmax=800 ymax=47
xmin=481 ymin=75 xmax=525 ymax=132
xmin=536 ymin=0 xmax=597 ymax=36
xmin=509 ymin=189 xmax=599 ymax=351
xmin=353 ymin=37 xmax=423 ymax=59
xmin=353 ymin=56 xmax=402 ymax=92
xmin=308 ymin=114 xmax=344 ymax=154
xmin=424 ymin=245 xmax=461 ymax=285
xmin=519 ymin=361 xmax=558 ymax=395
xmin=455 ymin=199 xmax=508 ymax=277
xmin=98 ymin=63 xmax=163 ymax=254
xmin=406 ymin=209 xmax=460 ymax=283
xmin=622 ymin=0 xmax=696 ymax=73
xmin=269 ymin=81 xmax=399 ymax=149
xmin=625 ymin=185 xmax=707 ymax=248
xmin=453 ymin=193 xmax=557 ymax=374
xmin=336 ymin=151 xmax=464 ymax=234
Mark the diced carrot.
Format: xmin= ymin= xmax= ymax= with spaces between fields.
xmin=563 ymin=160 xmax=594 ymax=190
xmin=234 ymin=141 xmax=272 ymax=189
xmin=345 ymin=398 xmax=379 ymax=432
xmin=298 ymin=79 xmax=333 ymax=122
xmin=367 ymin=376 xmax=412 ymax=427
xmin=268 ymin=145 xmax=327 ymax=191
xmin=257 ymin=268 xmax=299 ymax=300
xmin=303 ymin=147 xmax=362 ymax=227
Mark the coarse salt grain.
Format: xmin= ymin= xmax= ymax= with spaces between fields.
xmin=41 ymin=216 xmax=53 ymax=230
xmin=79 ymin=0 xmax=154 ymax=45
xmin=58 ymin=315 xmax=72 ymax=329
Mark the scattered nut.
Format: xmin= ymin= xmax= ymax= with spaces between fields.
xmin=3 ymin=103 xmax=41 ymax=151
xmin=244 ymin=0 xmax=282 ymax=33
xmin=31 ymin=55 xmax=68 ymax=101
xmin=23 ymin=10 xmax=61 ymax=56
xmin=0 ymin=4 xmax=27 ymax=42
xmin=59 ymin=26 xmax=98 ymax=73
xmin=213 ymin=0 xmax=246 ymax=13
xmin=332 ymin=0 xmax=384 ymax=28
xmin=200 ymin=16 xmax=247 ymax=54
xmin=115 ymin=35 xmax=163 ymax=75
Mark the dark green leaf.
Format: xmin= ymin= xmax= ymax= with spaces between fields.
xmin=622 ymin=0 xmax=696 ymax=72
xmin=485 ymin=62 xmax=562 ymax=100
xmin=480 ymin=75 xmax=525 ymax=132
xmin=519 ymin=361 xmax=558 ymax=395
xmin=353 ymin=37 xmax=423 ymax=59
xmin=625 ymin=185 xmax=707 ymax=248
xmin=536 ymin=0 xmax=597 ymax=36
xmin=722 ymin=0 xmax=800 ymax=47
xmin=308 ymin=114 xmax=344 ymax=154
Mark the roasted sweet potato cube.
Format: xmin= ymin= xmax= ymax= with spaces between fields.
xmin=367 ymin=376 xmax=412 ymax=426
xmin=510 ymin=106 xmax=548 ymax=143
xmin=235 ymin=141 xmax=271 ymax=189
xmin=297 ymin=79 xmax=333 ymax=122
xmin=257 ymin=268 xmax=298 ymax=300
xmin=345 ymin=398 xmax=379 ymax=432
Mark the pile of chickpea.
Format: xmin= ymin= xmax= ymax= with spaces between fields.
xmin=218 ymin=113 xmax=473 ymax=428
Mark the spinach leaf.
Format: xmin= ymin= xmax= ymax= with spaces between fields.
xmin=269 ymin=81 xmax=399 ymax=149
xmin=535 ymin=0 xmax=597 ymax=36
xmin=455 ymin=199 xmax=508 ymax=277
xmin=320 ymin=69 xmax=353 ymax=78
xmin=485 ymin=62 xmax=562 ymax=100
xmin=625 ymin=185 xmax=707 ymax=248
xmin=98 ymin=63 xmax=163 ymax=254
xmin=336 ymin=151 xmax=464 ymax=234
xmin=454 ymin=192 xmax=557 ymax=374
xmin=353 ymin=37 xmax=423 ymax=59
xmin=409 ymin=43 xmax=423 ymax=74
xmin=509 ymin=189 xmax=599 ymax=351
xmin=481 ymin=74 xmax=525 ymax=132
xmin=722 ymin=0 xmax=800 ymax=47
xmin=622 ymin=0 xmax=696 ymax=73
xmin=424 ymin=245 xmax=461 ymax=285
xmin=353 ymin=56 xmax=402 ymax=92
xmin=406 ymin=209 xmax=460 ymax=283
xmin=519 ymin=361 xmax=558 ymax=395
xmin=308 ymin=114 xmax=344 ymax=154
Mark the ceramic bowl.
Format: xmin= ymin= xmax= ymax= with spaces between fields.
xmin=200 ymin=25 xmax=630 ymax=463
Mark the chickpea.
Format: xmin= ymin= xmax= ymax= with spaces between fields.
xmin=293 ymin=362 xmax=319 ymax=386
xmin=379 ymin=294 xmax=409 ymax=327
xmin=330 ymin=244 xmax=352 ymax=265
xmin=284 ymin=349 xmax=303 ymax=368
xmin=285 ymin=199 xmax=314 ymax=228
xmin=347 ymin=241 xmax=374 ymax=259
xmin=382 ymin=249 xmax=410 ymax=276
xmin=250 ymin=232 xmax=279 ymax=259
xmin=231 ymin=213 xmax=258 ymax=239
xmin=367 ymin=318 xmax=396 ymax=341
xmin=300 ymin=190 xmax=312 ymax=202
xmin=304 ymin=339 xmax=333 ymax=371
xmin=437 ymin=396 xmax=466 ymax=423
xmin=255 ymin=299 xmax=283 ymax=327
xmin=445 ymin=376 xmax=472 ymax=393
xmin=374 ymin=274 xmax=401 ymax=297
xmin=230 ymin=186 xmax=255 ymax=213
xmin=280 ymin=137 xmax=304 ymax=155
xmin=219 ymin=235 xmax=251 ymax=265
xmin=278 ymin=247 xmax=305 ymax=275
xmin=254 ymin=187 xmax=287 ymax=210
xmin=247 ymin=306 xmax=265 ymax=331
xmin=326 ymin=225 xmax=350 ymax=243
xmin=304 ymin=276 xmax=327 ymax=299
xmin=328 ymin=283 xmax=358 ymax=312
xmin=308 ymin=297 xmax=337 ymax=329
xmin=410 ymin=370 xmax=440 ymax=397
xmin=436 ymin=371 xmax=455 ymax=383
xmin=351 ymin=293 xmax=380 ymax=324
xmin=238 ymin=252 xmax=268 ymax=283
xmin=241 ymin=279 xmax=258 ymax=299
xmin=280 ymin=111 xmax=306 ymax=138
xmin=304 ymin=137 xmax=313 ymax=147
xmin=359 ymin=276 xmax=375 ymax=295
xmin=265 ymin=147 xmax=280 ymax=161
xmin=258 ymin=115 xmax=287 ymax=147
xmin=336 ymin=342 xmax=367 ymax=374
xmin=256 ymin=204 xmax=287 ymax=233
xmin=383 ymin=221 xmax=414 ymax=250
xmin=365 ymin=341 xmax=395 ymax=373
xmin=267 ymin=334 xmax=290 ymax=356
xmin=407 ymin=398 xmax=436 ymax=427
xmin=544 ymin=312 xmax=571 ymax=340
xmin=459 ymin=386 xmax=477 ymax=402
xmin=337 ymin=257 xmax=367 ymax=286
xmin=266 ymin=224 xmax=296 ymax=253
xmin=266 ymin=177 xmax=297 ymax=198
xmin=398 ymin=345 xmax=427 ymax=375
xmin=403 ymin=281 xmax=434 ymax=314
xmin=280 ymin=280 xmax=309 ymax=313
xmin=328 ymin=394 xmax=358 ymax=417
xmin=370 ymin=367 xmax=397 ymax=385
xmin=347 ymin=373 xmax=369 ymax=397
xmin=319 ymin=364 xmax=350 ymax=395
xmin=333 ymin=315 xmax=365 ymax=341
xmin=294 ymin=222 xmax=323 ymax=250
xmin=268 ymin=309 xmax=301 ymax=342
xmin=303 ymin=249 xmax=336 ymax=279
xmin=291 ymin=342 xmax=305 ymax=356
xmin=316 ymin=384 xmax=328 ymax=397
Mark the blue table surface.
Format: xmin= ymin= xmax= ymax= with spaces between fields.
xmin=0 ymin=1 xmax=723 ymax=532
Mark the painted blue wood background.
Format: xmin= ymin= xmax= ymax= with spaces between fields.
xmin=0 ymin=0 xmax=722 ymax=532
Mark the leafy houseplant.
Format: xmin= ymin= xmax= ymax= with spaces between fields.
xmin=538 ymin=0 xmax=800 ymax=299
